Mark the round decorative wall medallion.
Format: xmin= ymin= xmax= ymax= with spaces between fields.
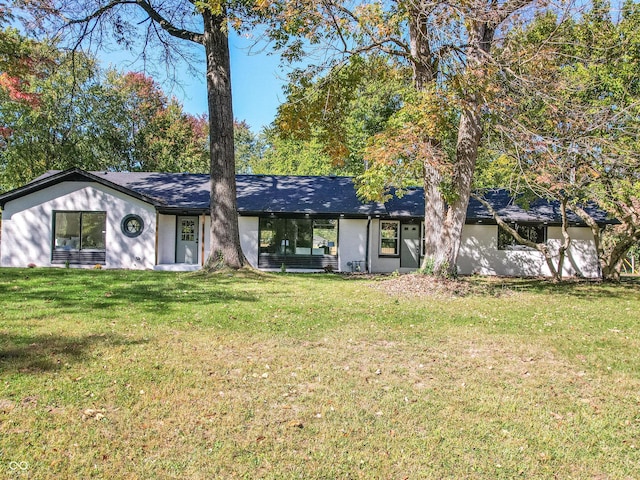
xmin=121 ymin=214 xmax=144 ymax=237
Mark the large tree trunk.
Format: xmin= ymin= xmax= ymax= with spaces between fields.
xmin=440 ymin=103 xmax=483 ymax=275
xmin=418 ymin=20 xmax=493 ymax=277
xmin=202 ymin=10 xmax=247 ymax=270
xmin=422 ymin=164 xmax=446 ymax=270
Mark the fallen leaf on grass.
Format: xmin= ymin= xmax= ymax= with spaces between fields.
xmin=82 ymin=408 xmax=107 ymax=421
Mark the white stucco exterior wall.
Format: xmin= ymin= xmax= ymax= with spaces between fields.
xmin=1 ymin=181 xmax=156 ymax=269
xmin=239 ymin=216 xmax=259 ymax=268
xmin=338 ymin=218 xmax=370 ymax=272
xmin=157 ymin=214 xmax=176 ymax=265
xmin=457 ymin=224 xmax=600 ymax=278
xmin=202 ymin=215 xmax=211 ymax=266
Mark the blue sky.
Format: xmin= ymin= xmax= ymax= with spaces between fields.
xmin=102 ymin=30 xmax=288 ymax=133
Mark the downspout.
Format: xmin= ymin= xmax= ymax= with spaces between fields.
xmin=366 ymin=216 xmax=371 ymax=273
xmin=201 ymin=214 xmax=205 ymax=266
xmin=155 ymin=212 xmax=159 ymax=267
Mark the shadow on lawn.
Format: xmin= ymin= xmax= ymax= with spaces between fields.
xmin=487 ymin=275 xmax=640 ymax=299
xmin=0 ymin=268 xmax=260 ymax=316
xmin=0 ymin=332 xmax=148 ymax=374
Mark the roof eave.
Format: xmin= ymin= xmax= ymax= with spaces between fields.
xmin=0 ymin=168 xmax=163 ymax=208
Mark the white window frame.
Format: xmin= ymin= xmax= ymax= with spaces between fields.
xmin=379 ymin=220 xmax=400 ymax=256
xmin=497 ymin=223 xmax=547 ymax=251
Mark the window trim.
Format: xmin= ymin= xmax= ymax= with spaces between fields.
xmin=52 ymin=210 xmax=107 ymax=265
xmin=379 ymin=220 xmax=400 ymax=257
xmin=53 ymin=210 xmax=107 ymax=252
xmin=497 ymin=223 xmax=547 ymax=251
xmin=121 ymin=214 xmax=144 ymax=238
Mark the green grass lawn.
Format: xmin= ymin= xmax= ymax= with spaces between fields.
xmin=1 ymin=268 xmax=639 ymax=479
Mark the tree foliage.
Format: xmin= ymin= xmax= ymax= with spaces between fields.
xmin=0 ymin=38 xmax=123 ymax=190
xmin=234 ymin=120 xmax=264 ymax=174
xmin=263 ymin=0 xmax=540 ymax=276
xmin=104 ymin=70 xmax=209 ymax=173
xmin=480 ymin=0 xmax=640 ymax=280
xmin=0 ymin=33 xmax=209 ymax=192
xmin=271 ymin=55 xmax=408 ymax=177
xmin=254 ymin=127 xmax=335 ymax=175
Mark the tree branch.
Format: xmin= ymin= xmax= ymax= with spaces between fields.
xmin=67 ymin=0 xmax=204 ymax=45
xmin=471 ymin=191 xmax=561 ymax=279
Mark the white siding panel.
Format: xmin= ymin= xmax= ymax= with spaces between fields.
xmin=203 ymin=216 xmax=211 ymax=266
xmin=239 ymin=216 xmax=259 ymax=268
xmin=338 ymin=219 xmax=368 ymax=272
xmin=547 ymin=226 xmax=600 ymax=278
xmin=1 ymin=181 xmax=155 ymax=269
xmin=458 ymin=224 xmax=599 ymax=278
xmin=157 ymin=214 xmax=176 ymax=264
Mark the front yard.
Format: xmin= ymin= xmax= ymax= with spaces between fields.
xmin=1 ymin=269 xmax=639 ymax=478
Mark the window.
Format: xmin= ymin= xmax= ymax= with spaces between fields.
xmin=53 ymin=211 xmax=106 ymax=265
xmin=497 ymin=224 xmax=546 ymax=250
xmin=380 ymin=220 xmax=400 ymax=256
xmin=121 ymin=214 xmax=144 ymax=238
xmin=312 ymin=219 xmax=337 ymax=255
xmin=180 ymin=218 xmax=196 ymax=242
xmin=259 ymin=218 xmax=337 ymax=256
xmin=54 ymin=211 xmax=106 ymax=251
xmin=258 ymin=217 xmax=339 ymax=270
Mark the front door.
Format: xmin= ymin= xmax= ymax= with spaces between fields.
xmin=400 ymin=223 xmax=421 ymax=269
xmin=177 ymin=216 xmax=199 ymax=264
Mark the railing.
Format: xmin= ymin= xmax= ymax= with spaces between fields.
xmin=52 ymin=250 xmax=106 ymax=265
xmin=258 ymin=253 xmax=338 ymax=270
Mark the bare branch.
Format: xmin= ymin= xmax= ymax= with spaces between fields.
xmin=67 ymin=0 xmax=204 ymax=44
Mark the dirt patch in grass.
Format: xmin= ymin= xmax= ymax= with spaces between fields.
xmin=368 ymin=273 xmax=485 ymax=298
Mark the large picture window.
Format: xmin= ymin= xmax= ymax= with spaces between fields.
xmin=258 ymin=217 xmax=338 ymax=269
xmin=53 ymin=211 xmax=106 ymax=264
xmin=497 ymin=224 xmax=546 ymax=250
xmin=380 ymin=220 xmax=400 ymax=256
xmin=260 ymin=218 xmax=337 ymax=256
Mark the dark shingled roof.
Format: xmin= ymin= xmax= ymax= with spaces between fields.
xmin=384 ymin=188 xmax=423 ymax=217
xmin=236 ymin=175 xmax=386 ymax=216
xmin=0 ymin=168 xmax=613 ymax=225
xmin=466 ymin=190 xmax=612 ymax=224
xmin=92 ymin=171 xmax=211 ymax=210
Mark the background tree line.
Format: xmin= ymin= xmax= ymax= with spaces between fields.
xmin=0 ymin=28 xmax=211 ymax=191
